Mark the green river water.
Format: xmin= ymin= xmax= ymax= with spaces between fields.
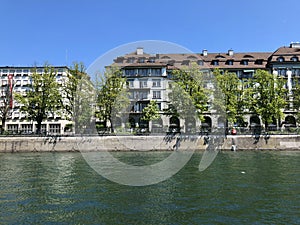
xmin=0 ymin=151 xmax=299 ymax=224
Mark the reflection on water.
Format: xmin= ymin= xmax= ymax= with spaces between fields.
xmin=0 ymin=151 xmax=299 ymax=224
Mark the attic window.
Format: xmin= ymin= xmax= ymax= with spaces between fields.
xmin=187 ymin=55 xmax=197 ymax=59
xmin=212 ymin=60 xmax=219 ymax=66
xmin=138 ymin=58 xmax=145 ymax=63
xmin=127 ymin=57 xmax=135 ymax=63
xmin=277 ymin=57 xmax=284 ymax=62
xmin=241 ymin=60 xmax=248 ymax=65
xmin=197 ymin=60 xmax=204 ymax=66
xmin=255 ymin=59 xmax=263 ymax=65
xmin=181 ymin=60 xmax=190 ymax=66
xmin=243 ymin=54 xmax=254 ymax=58
xmin=215 ymin=55 xmax=225 ymax=58
xmin=226 ymin=60 xmax=234 ymax=65
xmin=161 ymin=56 xmax=171 ymax=59
xmin=291 ymin=56 xmax=298 ymax=62
xmin=149 ymin=57 xmax=155 ymax=63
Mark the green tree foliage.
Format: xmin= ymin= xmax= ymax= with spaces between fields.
xmin=247 ymin=69 xmax=287 ymax=129
xmin=63 ymin=62 xmax=86 ymax=120
xmin=293 ymin=82 xmax=300 ymax=123
xmin=142 ymin=100 xmax=160 ymax=122
xmin=0 ymin=82 xmax=13 ymax=134
xmin=96 ymin=66 xmax=129 ymax=133
xmin=61 ymin=62 xmax=95 ymax=134
xmin=214 ymin=69 xmax=240 ymax=124
xmin=14 ymin=65 xmax=63 ymax=134
xmin=169 ymin=63 xmax=208 ymax=121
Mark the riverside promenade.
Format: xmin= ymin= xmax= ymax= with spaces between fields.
xmin=0 ymin=134 xmax=299 ymax=152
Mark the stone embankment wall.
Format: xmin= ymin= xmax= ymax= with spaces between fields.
xmin=0 ymin=135 xmax=299 ymax=153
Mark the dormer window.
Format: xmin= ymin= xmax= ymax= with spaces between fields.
xmin=149 ymin=57 xmax=155 ymax=63
xmin=212 ymin=60 xmax=219 ymax=66
xmin=227 ymin=60 xmax=234 ymax=65
xmin=241 ymin=60 xmax=248 ymax=65
xmin=277 ymin=57 xmax=284 ymax=62
xmin=291 ymin=56 xmax=298 ymax=62
xmin=197 ymin=60 xmax=204 ymax=66
xmin=255 ymin=59 xmax=263 ymax=65
xmin=128 ymin=57 xmax=135 ymax=63
xmin=138 ymin=58 xmax=145 ymax=63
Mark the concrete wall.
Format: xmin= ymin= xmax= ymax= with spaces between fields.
xmin=0 ymin=135 xmax=299 ymax=153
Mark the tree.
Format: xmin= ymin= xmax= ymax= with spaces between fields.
xmin=214 ymin=69 xmax=240 ymax=125
xmin=0 ymin=81 xmax=13 ymax=134
xmin=293 ymin=82 xmax=300 ymax=123
xmin=247 ymin=69 xmax=287 ymax=129
xmin=141 ymin=100 xmax=160 ymax=124
xmin=96 ymin=66 xmax=129 ymax=133
xmin=14 ymin=65 xmax=63 ymax=134
xmin=169 ymin=63 xmax=208 ymax=121
xmin=61 ymin=62 xmax=95 ymax=134
xmin=62 ymin=62 xmax=86 ymax=120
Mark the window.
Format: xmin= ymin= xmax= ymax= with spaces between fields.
xmin=127 ymin=79 xmax=134 ymax=87
xmin=152 ymin=79 xmax=161 ymax=87
xmin=21 ymin=124 xmax=33 ymax=133
xmin=197 ymin=60 xmax=204 ymax=66
xmin=138 ymin=58 xmax=145 ymax=63
xmin=138 ymin=69 xmax=148 ymax=76
xmin=227 ymin=60 xmax=234 ymax=65
xmin=277 ymin=57 xmax=284 ymax=62
xmin=49 ymin=124 xmax=61 ymax=134
xmin=7 ymin=124 xmax=18 ymax=133
xmin=151 ymin=68 xmax=162 ymax=76
xmin=125 ymin=69 xmax=135 ymax=76
xmin=255 ymin=59 xmax=263 ymax=65
xmin=241 ymin=60 xmax=248 ymax=65
xmin=212 ymin=60 xmax=219 ymax=65
xmin=153 ymin=91 xmax=161 ymax=99
xmin=149 ymin=57 xmax=155 ymax=63
xmin=127 ymin=57 xmax=135 ymax=63
xmin=291 ymin=56 xmax=298 ymax=62
xmin=140 ymin=80 xmax=148 ymax=88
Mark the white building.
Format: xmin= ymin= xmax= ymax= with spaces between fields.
xmin=0 ymin=66 xmax=72 ymax=135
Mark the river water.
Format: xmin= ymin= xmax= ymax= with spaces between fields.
xmin=0 ymin=151 xmax=299 ymax=224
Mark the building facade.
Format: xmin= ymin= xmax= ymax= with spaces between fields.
xmin=0 ymin=66 xmax=71 ymax=135
xmin=1 ymin=43 xmax=299 ymax=135
xmin=112 ymin=43 xmax=300 ymax=133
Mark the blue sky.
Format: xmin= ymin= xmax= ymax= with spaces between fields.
xmin=1 ymin=0 xmax=299 ymax=68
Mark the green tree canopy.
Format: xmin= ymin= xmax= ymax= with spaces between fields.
xmin=247 ymin=69 xmax=287 ymax=129
xmin=214 ymin=69 xmax=240 ymax=125
xmin=142 ymin=100 xmax=160 ymax=122
xmin=96 ymin=66 xmax=129 ymax=133
xmin=168 ymin=62 xmax=208 ymax=121
xmin=14 ymin=65 xmax=63 ymax=134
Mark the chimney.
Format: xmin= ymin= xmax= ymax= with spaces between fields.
xmin=202 ymin=49 xmax=208 ymax=56
xmin=137 ymin=47 xmax=144 ymax=55
xmin=228 ymin=49 xmax=234 ymax=56
xmin=290 ymin=42 xmax=300 ymax=48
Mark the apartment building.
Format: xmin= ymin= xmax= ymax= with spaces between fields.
xmin=0 ymin=66 xmax=71 ymax=134
xmin=112 ymin=43 xmax=300 ymax=132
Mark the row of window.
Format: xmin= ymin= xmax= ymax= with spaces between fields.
xmin=127 ymin=79 xmax=161 ymax=88
xmin=277 ymin=56 xmax=299 ymax=62
xmin=0 ymin=68 xmax=66 ymax=73
xmin=124 ymin=68 xmax=162 ymax=76
xmin=6 ymin=124 xmax=61 ymax=133
xmin=211 ymin=60 xmax=263 ymax=66
xmin=129 ymin=90 xmax=161 ymax=100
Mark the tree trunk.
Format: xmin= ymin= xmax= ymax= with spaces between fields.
xmin=1 ymin=116 xmax=6 ymax=134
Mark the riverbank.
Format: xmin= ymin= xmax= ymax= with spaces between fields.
xmin=0 ymin=134 xmax=299 ymax=152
